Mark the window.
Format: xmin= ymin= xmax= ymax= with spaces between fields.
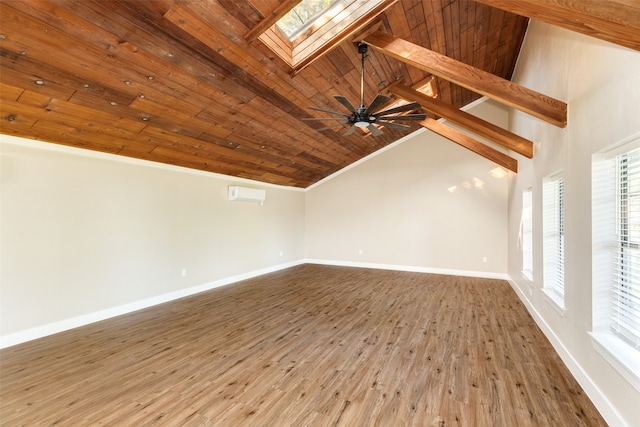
xmin=614 ymin=150 xmax=640 ymax=345
xmin=276 ymin=0 xmax=340 ymax=39
xmin=543 ymin=172 xmax=565 ymax=310
xmin=522 ymin=187 xmax=533 ymax=281
xmin=257 ymin=0 xmax=394 ymax=73
xmin=591 ymin=137 xmax=640 ymax=392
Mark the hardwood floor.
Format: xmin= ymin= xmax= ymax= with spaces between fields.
xmin=0 ymin=265 xmax=606 ymax=426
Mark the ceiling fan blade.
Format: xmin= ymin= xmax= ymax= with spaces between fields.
xmin=308 ymin=106 xmax=350 ymax=116
xmin=377 ymin=113 xmax=427 ymax=121
xmin=317 ymin=123 xmax=349 ymax=131
xmin=363 ymin=94 xmax=391 ymax=116
xmin=375 ymin=101 xmax=422 ymax=116
xmin=343 ymin=125 xmax=357 ymax=136
xmin=334 ymin=95 xmax=357 ymax=113
xmin=367 ymin=124 xmax=384 ymax=136
xmin=377 ymin=121 xmax=411 ymax=131
xmin=302 ymin=117 xmax=349 ymax=121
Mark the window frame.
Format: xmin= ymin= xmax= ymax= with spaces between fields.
xmin=258 ymin=0 xmax=396 ymax=74
xmin=521 ymin=187 xmax=533 ymax=282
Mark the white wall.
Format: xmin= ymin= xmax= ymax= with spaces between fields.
xmin=305 ymin=100 xmax=510 ymax=277
xmin=0 ymin=136 xmax=305 ymax=344
xmin=1 ymin=100 xmax=509 ymax=346
xmin=507 ymin=21 xmax=640 ymax=426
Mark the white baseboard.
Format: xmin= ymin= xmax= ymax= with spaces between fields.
xmin=0 ymin=260 xmax=506 ymax=348
xmin=0 ymin=259 xmax=305 ymax=349
xmin=306 ymin=258 xmax=510 ymax=280
xmin=507 ymin=278 xmax=628 ymax=427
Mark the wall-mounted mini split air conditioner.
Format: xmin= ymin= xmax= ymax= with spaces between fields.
xmin=227 ymin=186 xmax=266 ymax=204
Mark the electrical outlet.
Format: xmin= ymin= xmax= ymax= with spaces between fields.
xmin=359 ymin=249 xmax=364 ymax=255
xmin=482 ymin=257 xmax=487 ymax=263
xmin=181 ymin=269 xmax=187 ymax=277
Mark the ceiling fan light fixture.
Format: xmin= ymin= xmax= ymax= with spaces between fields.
xmin=306 ymin=42 xmax=425 ymax=136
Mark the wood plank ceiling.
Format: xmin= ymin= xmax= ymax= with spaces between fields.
xmin=0 ymin=1 xmax=637 ymax=187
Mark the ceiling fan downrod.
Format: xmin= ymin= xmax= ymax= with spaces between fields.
xmin=358 ymin=42 xmax=367 ymax=111
xmin=355 ymin=42 xmax=370 ymax=128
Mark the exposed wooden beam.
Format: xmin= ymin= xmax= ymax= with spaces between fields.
xmin=244 ymin=0 xmax=300 ymax=42
xmin=363 ymin=31 xmax=567 ymax=127
xmin=420 ymin=118 xmax=518 ymax=173
xmin=473 ymin=0 xmax=640 ymax=52
xmin=386 ymin=81 xmax=534 ymax=158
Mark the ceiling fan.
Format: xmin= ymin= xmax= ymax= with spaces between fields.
xmin=304 ymin=42 xmax=426 ymax=136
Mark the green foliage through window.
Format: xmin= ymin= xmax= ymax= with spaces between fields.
xmin=276 ymin=0 xmax=339 ymax=39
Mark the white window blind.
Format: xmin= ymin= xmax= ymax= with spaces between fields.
xmin=614 ymin=149 xmax=640 ymax=347
xmin=592 ymin=139 xmax=640 ymax=390
xmin=522 ymin=188 xmax=533 ymax=280
xmin=543 ymin=174 xmax=564 ymax=298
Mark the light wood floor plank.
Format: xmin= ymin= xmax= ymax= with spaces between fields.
xmin=0 ymin=265 xmax=606 ymax=426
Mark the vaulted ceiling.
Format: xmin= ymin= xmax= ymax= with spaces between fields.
xmin=1 ymin=1 xmax=638 ymax=187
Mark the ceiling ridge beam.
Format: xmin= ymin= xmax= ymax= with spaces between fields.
xmin=420 ymin=118 xmax=518 ymax=173
xmin=386 ymin=81 xmax=534 ymax=158
xmin=363 ymin=30 xmax=567 ymax=127
xmin=473 ymin=0 xmax=640 ymax=52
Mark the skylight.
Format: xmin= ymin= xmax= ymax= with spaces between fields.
xmin=258 ymin=0 xmax=393 ymax=73
xmin=276 ymin=0 xmax=340 ymax=40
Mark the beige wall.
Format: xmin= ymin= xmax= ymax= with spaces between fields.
xmin=1 ymin=136 xmax=305 ymax=341
xmin=305 ymin=100 xmax=510 ymax=277
xmin=507 ymin=21 xmax=640 ymax=426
